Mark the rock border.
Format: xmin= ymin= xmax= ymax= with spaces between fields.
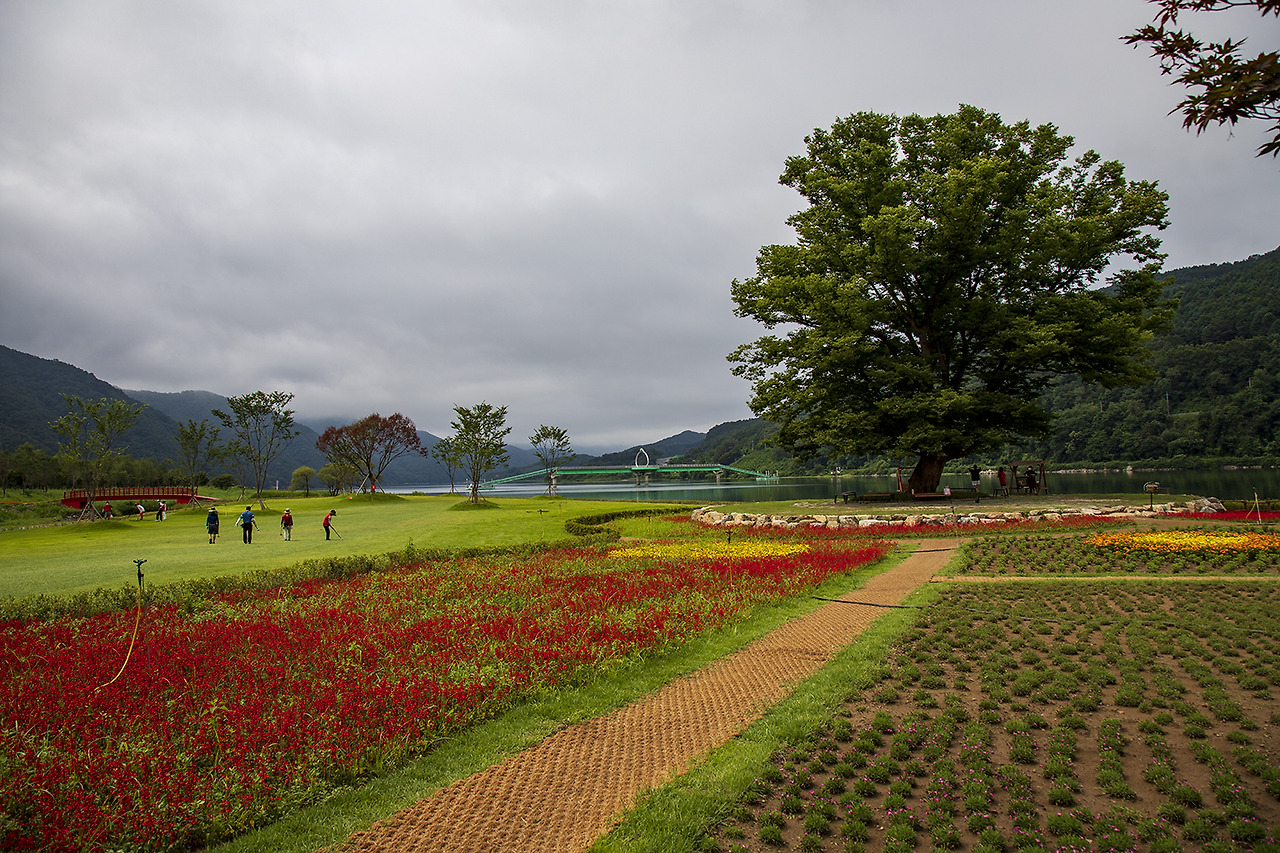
xmin=690 ymin=497 xmax=1228 ymax=531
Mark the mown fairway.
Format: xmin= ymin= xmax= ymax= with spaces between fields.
xmin=0 ymin=495 xmax=688 ymax=599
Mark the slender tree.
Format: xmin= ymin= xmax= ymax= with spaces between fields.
xmin=213 ymin=391 xmax=299 ymax=509
xmin=172 ymin=418 xmax=223 ymax=493
xmin=1126 ymin=0 xmax=1280 ymax=157
xmin=529 ymin=425 xmax=575 ymax=495
xmin=428 ymin=436 xmax=462 ymax=494
xmin=450 ymin=402 xmax=511 ymax=503
xmin=315 ymin=413 xmax=423 ymax=495
xmin=49 ymin=395 xmax=145 ymax=518
xmin=730 ymin=106 xmax=1173 ymax=493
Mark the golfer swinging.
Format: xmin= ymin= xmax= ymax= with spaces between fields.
xmin=323 ymin=509 xmax=339 ymax=540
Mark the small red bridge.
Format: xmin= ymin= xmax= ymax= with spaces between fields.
xmin=61 ymin=486 xmax=216 ymax=509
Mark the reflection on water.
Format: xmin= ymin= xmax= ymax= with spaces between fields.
xmin=391 ymin=468 xmax=1280 ymax=503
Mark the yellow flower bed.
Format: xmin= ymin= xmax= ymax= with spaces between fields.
xmin=1085 ymin=529 xmax=1280 ymax=555
xmin=608 ymin=541 xmax=811 ymax=560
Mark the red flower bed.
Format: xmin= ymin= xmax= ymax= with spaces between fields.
xmin=0 ymin=542 xmax=888 ymax=852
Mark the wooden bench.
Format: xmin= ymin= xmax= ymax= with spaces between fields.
xmin=911 ymin=487 xmax=975 ymax=501
xmin=835 ymin=492 xmax=898 ymax=504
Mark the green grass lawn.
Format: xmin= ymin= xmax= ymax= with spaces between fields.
xmin=0 ymin=494 xmax=690 ymax=600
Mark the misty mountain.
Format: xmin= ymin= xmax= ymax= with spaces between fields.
xmin=1 ymin=346 xmax=625 ymax=487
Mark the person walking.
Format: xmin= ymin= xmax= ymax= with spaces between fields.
xmin=280 ymin=508 xmax=294 ymax=541
xmin=206 ymin=507 xmax=220 ymax=544
xmin=102 ymin=502 xmax=113 ymax=519
xmin=968 ymin=465 xmax=981 ymax=504
xmin=323 ymin=509 xmax=337 ymax=540
xmin=238 ymin=505 xmax=258 ymax=544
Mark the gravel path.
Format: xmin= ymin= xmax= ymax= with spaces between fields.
xmin=335 ymin=540 xmax=957 ymax=853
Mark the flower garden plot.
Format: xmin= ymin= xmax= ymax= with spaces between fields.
xmin=0 ymin=541 xmax=890 ymax=853
xmin=709 ymin=580 xmax=1280 ymax=853
xmin=960 ymin=530 xmax=1280 ymax=576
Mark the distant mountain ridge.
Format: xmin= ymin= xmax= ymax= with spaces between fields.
xmin=0 ymin=345 xmax=704 ymax=486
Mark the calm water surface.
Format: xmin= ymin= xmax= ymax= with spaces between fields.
xmin=393 ymin=468 xmax=1280 ymax=503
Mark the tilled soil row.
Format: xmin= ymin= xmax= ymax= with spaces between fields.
xmin=336 ymin=540 xmax=958 ymax=853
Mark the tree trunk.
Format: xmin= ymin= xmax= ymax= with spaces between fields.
xmin=907 ymin=454 xmax=949 ymax=493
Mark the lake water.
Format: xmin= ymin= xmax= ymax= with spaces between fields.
xmin=390 ymin=467 xmax=1280 ymax=504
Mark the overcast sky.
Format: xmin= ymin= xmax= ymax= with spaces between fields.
xmin=2 ymin=1 xmax=1277 ymax=450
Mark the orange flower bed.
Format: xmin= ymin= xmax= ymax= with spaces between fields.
xmin=1085 ymin=529 xmax=1280 ymax=555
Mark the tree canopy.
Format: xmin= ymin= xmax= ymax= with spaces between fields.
xmin=49 ymin=395 xmax=144 ymax=516
xmin=1126 ymin=0 xmax=1280 ymax=157
xmin=213 ymin=391 xmax=299 ymax=509
xmin=529 ymin=425 xmax=575 ymax=495
xmin=729 ymin=106 xmax=1173 ymax=492
xmin=450 ymin=403 xmax=510 ymax=503
xmin=315 ymin=413 xmax=424 ymax=494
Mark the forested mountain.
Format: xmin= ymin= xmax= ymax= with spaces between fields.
xmin=1017 ymin=246 xmax=1280 ymax=465
xmin=0 ymin=346 xmax=182 ymax=460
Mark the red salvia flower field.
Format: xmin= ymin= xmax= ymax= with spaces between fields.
xmin=0 ymin=541 xmax=889 ymax=852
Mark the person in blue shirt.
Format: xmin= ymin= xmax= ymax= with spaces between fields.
xmin=237 ymin=506 xmax=258 ymax=544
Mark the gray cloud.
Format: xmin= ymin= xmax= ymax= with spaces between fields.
xmin=3 ymin=0 xmax=1277 ymax=448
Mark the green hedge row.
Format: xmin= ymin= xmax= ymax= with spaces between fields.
xmin=561 ymin=506 xmax=684 ymax=537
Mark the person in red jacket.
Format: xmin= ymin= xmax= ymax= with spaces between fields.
xmin=323 ymin=509 xmax=338 ymax=540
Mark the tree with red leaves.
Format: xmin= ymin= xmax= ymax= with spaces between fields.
xmin=1127 ymin=0 xmax=1280 ymax=156
xmin=316 ymin=412 xmax=423 ymax=494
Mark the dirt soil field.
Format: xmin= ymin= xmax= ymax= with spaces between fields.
xmin=713 ymin=579 xmax=1280 ymax=852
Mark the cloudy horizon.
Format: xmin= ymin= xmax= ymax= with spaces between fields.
xmin=3 ymin=1 xmax=1277 ymax=448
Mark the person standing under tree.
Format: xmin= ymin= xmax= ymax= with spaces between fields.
xmin=238 ymin=505 xmax=258 ymax=544
xmin=997 ymin=466 xmax=1008 ymax=497
xmin=968 ymin=465 xmax=981 ymax=504
xmin=323 ymin=509 xmax=337 ymax=540
xmin=206 ymin=507 xmax=220 ymax=544
xmin=281 ymin=508 xmax=293 ymax=540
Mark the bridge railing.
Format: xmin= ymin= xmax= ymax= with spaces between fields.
xmin=61 ymin=486 xmax=214 ymax=508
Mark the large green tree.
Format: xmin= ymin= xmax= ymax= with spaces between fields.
xmin=450 ymin=402 xmax=510 ymax=503
xmin=729 ymin=106 xmax=1173 ymax=493
xmin=213 ymin=391 xmax=299 ymax=509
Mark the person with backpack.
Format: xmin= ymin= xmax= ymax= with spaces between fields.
xmin=280 ymin=508 xmax=294 ymax=540
xmin=238 ymin=506 xmax=258 ymax=544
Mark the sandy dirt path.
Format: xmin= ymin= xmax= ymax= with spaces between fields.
xmin=336 ymin=540 xmax=957 ymax=853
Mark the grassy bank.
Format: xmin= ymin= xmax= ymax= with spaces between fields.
xmin=0 ymin=494 xmax=688 ymax=600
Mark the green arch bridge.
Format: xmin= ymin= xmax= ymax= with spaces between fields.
xmin=479 ymin=462 xmax=776 ymax=489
